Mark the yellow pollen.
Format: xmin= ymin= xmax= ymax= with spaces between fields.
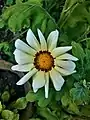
xmin=34 ymin=51 xmax=54 ymax=72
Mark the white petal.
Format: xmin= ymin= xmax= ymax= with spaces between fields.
xmin=32 ymin=71 xmax=45 ymax=93
xmin=56 ymin=53 xmax=78 ymax=61
xmin=50 ymin=68 xmax=64 ymax=91
xmin=45 ymin=72 xmax=49 ymax=98
xmin=37 ymin=29 xmax=47 ymax=50
xmin=55 ymin=59 xmax=76 ymax=71
xmin=14 ymin=49 xmax=34 ymax=64
xmin=55 ymin=66 xmax=76 ymax=76
xmin=15 ymin=39 xmax=36 ymax=56
xmin=51 ymin=46 xmax=72 ymax=57
xmin=16 ymin=68 xmax=38 ymax=85
xmin=47 ymin=30 xmax=59 ymax=51
xmin=26 ymin=29 xmax=40 ymax=51
xmin=11 ymin=63 xmax=34 ymax=72
xmin=33 ymin=88 xmax=38 ymax=93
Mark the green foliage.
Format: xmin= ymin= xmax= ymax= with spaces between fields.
xmin=71 ymin=42 xmax=86 ymax=81
xmin=0 ymin=0 xmax=90 ymax=119
xmin=26 ymin=90 xmax=37 ymax=102
xmin=61 ymin=93 xmax=70 ymax=107
xmin=1 ymin=91 xmax=10 ymax=102
xmin=0 ymin=19 xmax=5 ymax=28
xmin=1 ymin=110 xmax=19 ymax=120
xmin=1 ymin=1 xmax=57 ymax=35
xmin=29 ymin=119 xmax=40 ymax=120
xmin=61 ymin=93 xmax=79 ymax=114
xmin=80 ymin=105 xmax=90 ymax=117
xmin=13 ymin=114 xmax=19 ymax=120
xmin=0 ymin=42 xmax=14 ymax=61
xmin=38 ymin=107 xmax=58 ymax=120
xmin=72 ymin=42 xmax=85 ymax=62
xmin=0 ymin=102 xmax=2 ymax=113
xmin=29 ymin=118 xmax=40 ymax=120
xmin=26 ymin=89 xmax=54 ymax=107
xmin=0 ymin=95 xmax=20 ymax=120
xmin=5 ymin=0 xmax=42 ymax=6
xmin=16 ymin=0 xmax=23 ymax=4
xmin=86 ymin=39 xmax=90 ymax=49
xmin=6 ymin=0 xmax=14 ymax=5
xmin=58 ymin=0 xmax=90 ymax=43
xmin=14 ymin=97 xmax=27 ymax=109
xmin=85 ymin=49 xmax=90 ymax=70
xmin=60 ymin=1 xmax=90 ymax=28
xmin=70 ymin=83 xmax=90 ymax=104
xmin=1 ymin=110 xmax=14 ymax=120
xmin=27 ymin=0 xmax=42 ymax=5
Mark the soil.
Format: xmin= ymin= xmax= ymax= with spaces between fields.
xmin=0 ymin=60 xmax=34 ymax=120
xmin=0 ymin=69 xmax=25 ymax=100
xmin=0 ymin=60 xmax=25 ymax=102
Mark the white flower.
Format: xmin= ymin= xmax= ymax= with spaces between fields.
xmin=11 ymin=29 xmax=78 ymax=98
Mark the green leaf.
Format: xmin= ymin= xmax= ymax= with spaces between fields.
xmin=38 ymin=90 xmax=54 ymax=108
xmin=60 ymin=0 xmax=81 ymax=28
xmin=38 ymin=108 xmax=58 ymax=120
xmin=61 ymin=92 xmax=79 ymax=114
xmin=27 ymin=0 xmax=42 ymax=6
xmin=71 ymin=42 xmax=85 ymax=62
xmin=68 ymin=102 xmax=79 ymax=114
xmin=70 ymin=86 xmax=90 ymax=104
xmin=40 ymin=17 xmax=47 ymax=33
xmin=26 ymin=89 xmax=54 ymax=107
xmin=71 ymin=42 xmax=85 ymax=80
xmin=29 ymin=118 xmax=40 ymax=120
xmin=1 ymin=110 xmax=14 ymax=120
xmin=0 ymin=19 xmax=5 ymax=28
xmin=0 ymin=42 xmax=14 ymax=61
xmin=14 ymin=97 xmax=27 ymax=109
xmin=0 ymin=101 xmax=2 ymax=113
xmin=84 ymin=49 xmax=90 ymax=81
xmin=6 ymin=0 xmax=13 ymax=5
xmin=2 ymin=2 xmax=57 ymax=34
xmin=26 ymin=90 xmax=37 ymax=102
xmin=80 ymin=105 xmax=90 ymax=117
xmin=86 ymin=38 xmax=90 ymax=49
xmin=13 ymin=114 xmax=19 ymax=120
xmin=61 ymin=93 xmax=71 ymax=107
xmin=1 ymin=91 xmax=10 ymax=102
xmin=85 ymin=49 xmax=90 ymax=70
xmin=16 ymin=0 xmax=22 ymax=4
xmin=59 ymin=1 xmax=90 ymax=43
xmin=60 ymin=1 xmax=90 ymax=29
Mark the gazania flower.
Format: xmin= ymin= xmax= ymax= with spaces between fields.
xmin=11 ymin=29 xmax=78 ymax=98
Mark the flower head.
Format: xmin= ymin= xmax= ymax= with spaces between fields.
xmin=11 ymin=29 xmax=78 ymax=98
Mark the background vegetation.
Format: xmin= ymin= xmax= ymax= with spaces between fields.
xmin=0 ymin=0 xmax=90 ymax=120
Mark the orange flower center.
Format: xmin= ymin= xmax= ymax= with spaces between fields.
xmin=34 ymin=51 xmax=54 ymax=72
